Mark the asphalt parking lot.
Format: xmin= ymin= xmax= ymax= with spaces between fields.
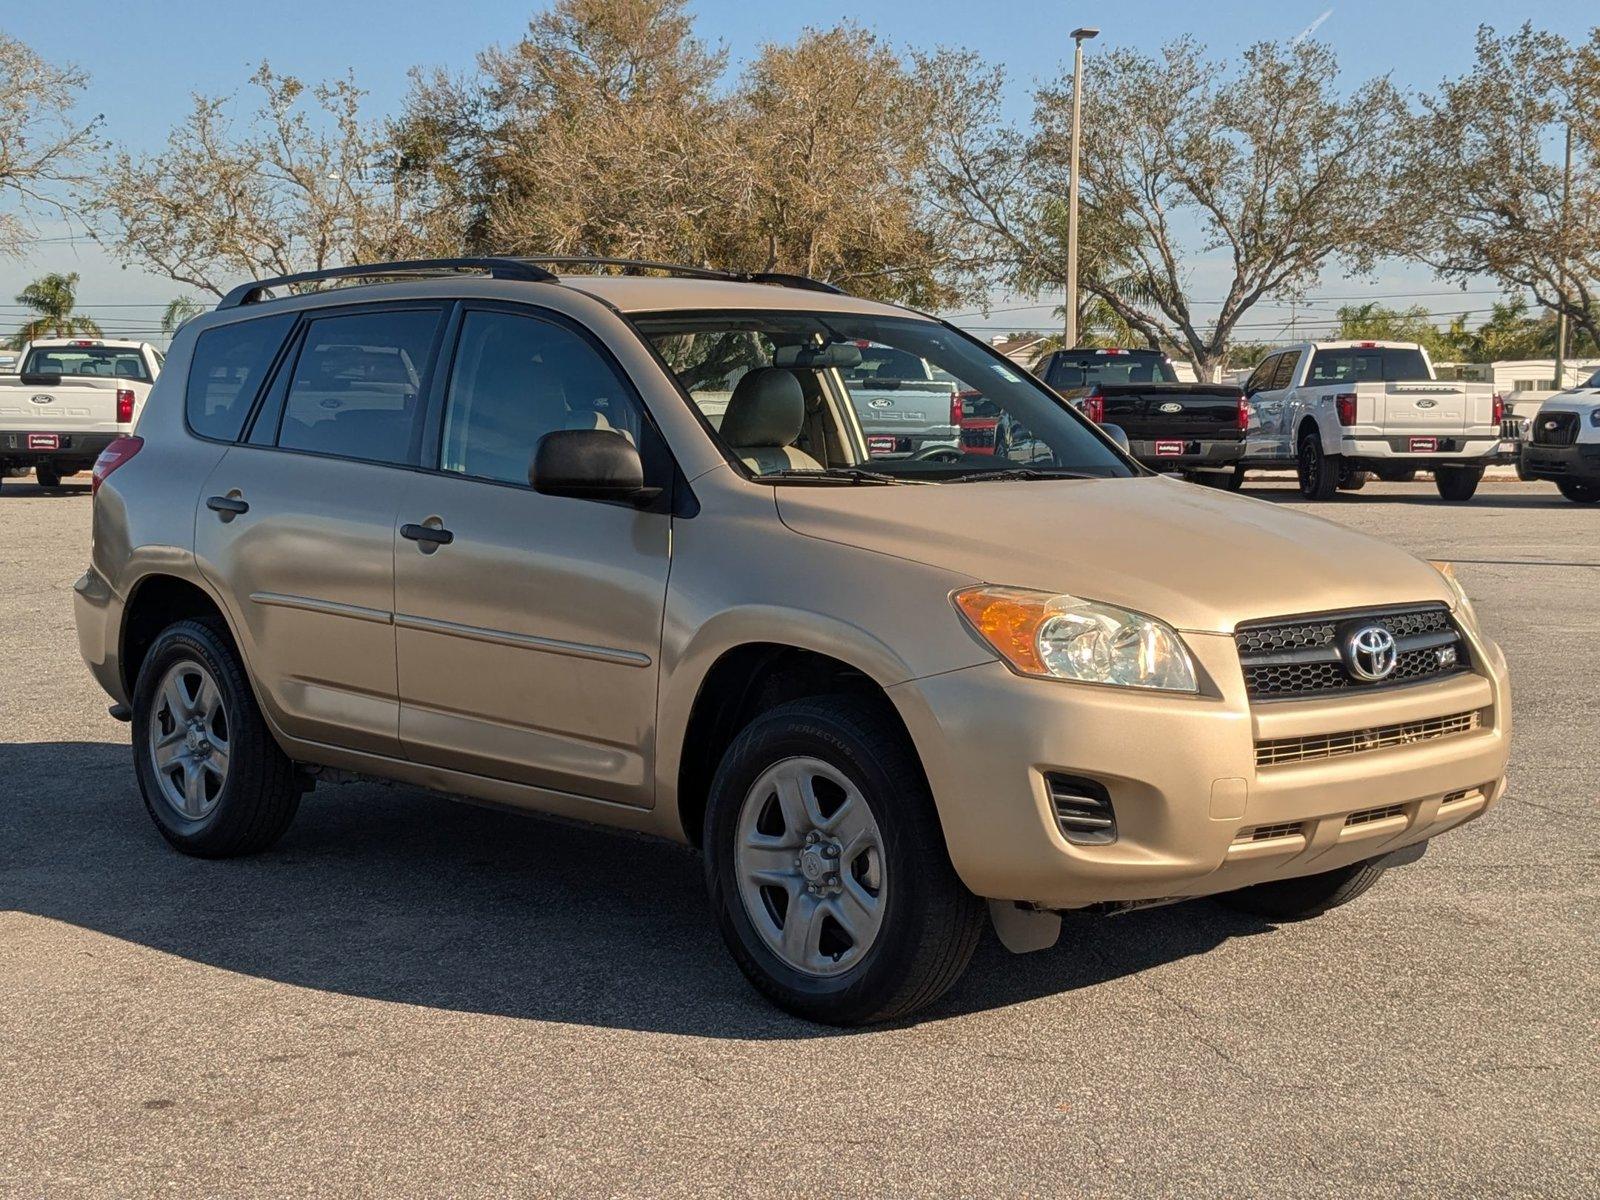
xmin=2 ymin=477 xmax=1596 ymax=1198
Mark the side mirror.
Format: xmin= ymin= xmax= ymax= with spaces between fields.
xmin=531 ymin=429 xmax=660 ymax=505
xmin=1102 ymin=424 xmax=1131 ymax=452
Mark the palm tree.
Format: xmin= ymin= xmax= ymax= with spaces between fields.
xmin=161 ymin=296 xmax=203 ymax=335
xmin=9 ymin=273 xmax=103 ymax=348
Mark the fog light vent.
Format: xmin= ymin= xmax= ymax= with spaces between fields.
xmin=1345 ymin=803 xmax=1406 ymax=827
xmin=1046 ymin=774 xmax=1116 ymax=845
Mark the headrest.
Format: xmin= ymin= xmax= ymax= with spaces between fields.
xmin=720 ymin=368 xmax=805 ymax=448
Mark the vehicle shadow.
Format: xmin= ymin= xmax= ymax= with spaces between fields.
xmin=1 ymin=741 xmax=1270 ymax=1038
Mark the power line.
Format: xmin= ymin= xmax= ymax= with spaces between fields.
xmin=943 ymin=289 xmax=1509 ymax=320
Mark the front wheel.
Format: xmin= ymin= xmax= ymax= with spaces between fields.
xmin=1337 ymin=467 xmax=1369 ymax=491
xmin=704 ymin=696 xmax=985 ymax=1025
xmin=131 ymin=618 xmax=301 ymax=857
xmin=1556 ymin=479 xmax=1600 ymax=504
xmin=1434 ymin=465 xmax=1484 ymax=502
xmin=1214 ymin=857 xmax=1390 ymax=921
xmin=1296 ymin=429 xmax=1340 ymax=500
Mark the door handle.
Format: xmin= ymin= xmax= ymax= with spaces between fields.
xmin=205 ymin=494 xmax=249 ymax=516
xmin=400 ymin=522 xmax=454 ymax=546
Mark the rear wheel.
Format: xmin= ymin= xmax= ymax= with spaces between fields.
xmin=132 ymin=618 xmax=301 ymax=857
xmin=1556 ymin=479 xmax=1600 ymax=504
xmin=1296 ymin=428 xmax=1339 ymax=500
xmin=1215 ymin=857 xmax=1390 ymax=921
xmin=1434 ymin=465 xmax=1483 ymax=502
xmin=1373 ymin=465 xmax=1417 ymax=483
xmin=704 ymin=696 xmax=984 ymax=1025
xmin=35 ymin=464 xmax=61 ymax=489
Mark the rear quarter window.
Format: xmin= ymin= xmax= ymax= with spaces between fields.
xmin=186 ymin=316 xmax=295 ymax=441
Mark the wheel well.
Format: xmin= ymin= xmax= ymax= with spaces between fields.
xmin=120 ymin=575 xmax=232 ymax=695
xmin=675 ymin=644 xmax=910 ymax=847
xmin=1297 ymin=416 xmax=1319 ymax=443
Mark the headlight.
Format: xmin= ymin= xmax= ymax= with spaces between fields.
xmin=954 ymin=586 xmax=1198 ymax=692
xmin=1429 ymin=561 xmax=1478 ymax=630
xmin=1589 ymin=407 xmax=1600 ymax=428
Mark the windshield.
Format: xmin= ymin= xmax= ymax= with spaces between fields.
xmin=22 ymin=345 xmax=150 ymax=383
xmin=1581 ymin=369 xmax=1600 ymax=389
xmin=1307 ymin=347 xmax=1431 ymax=384
xmin=637 ymin=311 xmax=1134 ymax=483
xmin=1043 ymin=350 xmax=1180 ymax=390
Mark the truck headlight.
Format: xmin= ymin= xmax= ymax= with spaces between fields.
xmin=954 ymin=586 xmax=1199 ymax=692
xmin=1429 ymin=561 xmax=1478 ymax=631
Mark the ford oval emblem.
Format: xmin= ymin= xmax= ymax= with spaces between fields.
xmin=1159 ymin=402 xmax=1182 ymax=413
xmin=867 ymin=397 xmax=894 ymax=409
xmin=30 ymin=393 xmax=53 ymax=405
xmin=1416 ymin=399 xmax=1437 ymax=408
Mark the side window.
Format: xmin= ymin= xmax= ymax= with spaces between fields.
xmin=277 ymin=309 xmax=442 ymax=465
xmin=185 ymin=315 xmax=294 ymax=441
xmin=1244 ymin=354 xmax=1279 ymax=395
xmin=1268 ymin=351 xmax=1300 ymax=392
xmin=439 ymin=309 xmax=645 ymax=487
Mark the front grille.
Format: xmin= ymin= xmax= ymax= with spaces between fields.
xmin=1255 ymin=710 xmax=1481 ymax=768
xmin=1532 ymin=412 xmax=1579 ymax=446
xmin=1046 ymin=774 xmax=1116 ymax=845
xmin=1345 ymin=803 xmax=1406 ymax=827
xmin=1235 ymin=605 xmax=1469 ymax=701
xmin=962 ymin=427 xmax=996 ymax=448
xmin=1500 ymin=415 xmax=1525 ymax=441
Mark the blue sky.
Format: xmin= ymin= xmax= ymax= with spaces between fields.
xmin=4 ymin=0 xmax=1595 ymax=338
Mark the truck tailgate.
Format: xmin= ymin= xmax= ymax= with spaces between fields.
xmin=0 ymin=378 xmax=128 ymax=432
xmin=1373 ymin=383 xmax=1481 ymax=434
xmin=1095 ymin=385 xmax=1245 ymax=440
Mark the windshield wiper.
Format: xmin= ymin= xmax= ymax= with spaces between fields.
xmin=757 ymin=467 xmax=916 ymax=485
xmin=943 ymin=467 xmax=1096 ymax=484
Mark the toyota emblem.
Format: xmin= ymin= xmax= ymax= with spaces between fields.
xmin=1343 ymin=625 xmax=1399 ymax=682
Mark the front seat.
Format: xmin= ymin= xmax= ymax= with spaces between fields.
xmin=719 ymin=368 xmax=821 ymax=474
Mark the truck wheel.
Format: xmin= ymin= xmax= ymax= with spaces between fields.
xmin=1296 ymin=429 xmax=1340 ymax=500
xmin=35 ymin=465 xmax=62 ymax=489
xmin=1434 ymin=465 xmax=1483 ymax=502
xmin=1337 ymin=467 xmax=1370 ymax=492
xmin=131 ymin=618 xmax=301 ymax=857
xmin=704 ymin=696 xmax=985 ymax=1025
xmin=1374 ymin=465 xmax=1417 ymax=483
xmin=1556 ymin=480 xmax=1600 ymax=504
xmin=1214 ymin=857 xmax=1390 ymax=921
xmin=1223 ymin=465 xmax=1246 ymax=491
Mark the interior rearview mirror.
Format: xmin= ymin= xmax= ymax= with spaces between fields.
xmin=531 ymin=429 xmax=659 ymax=505
xmin=1103 ymin=424 xmax=1131 ymax=452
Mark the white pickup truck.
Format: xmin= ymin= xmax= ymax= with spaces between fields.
xmin=1239 ymin=340 xmax=1502 ymax=501
xmin=0 ymin=338 xmax=163 ymax=490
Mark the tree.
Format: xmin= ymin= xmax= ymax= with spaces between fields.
xmin=91 ymin=65 xmax=409 ymax=296
xmin=9 ymin=272 xmax=101 ymax=346
xmin=1398 ymin=25 xmax=1600 ymax=353
xmin=1331 ymin=302 xmax=1455 ymax=358
xmin=161 ymin=296 xmax=203 ymax=334
xmin=0 ymin=34 xmax=101 ymax=258
xmin=1032 ymin=37 xmax=1407 ymax=380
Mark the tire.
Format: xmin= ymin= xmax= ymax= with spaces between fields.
xmin=35 ymin=464 xmax=61 ymax=489
xmin=1214 ymin=857 xmax=1389 ymax=921
xmin=1190 ymin=468 xmax=1244 ymax=491
xmin=131 ymin=617 xmax=300 ymax=857
xmin=1374 ymin=466 xmax=1417 ymax=483
xmin=1337 ymin=467 xmax=1369 ymax=492
xmin=1556 ymin=479 xmax=1600 ymax=504
xmin=704 ymin=695 xmax=985 ymax=1025
xmin=1434 ymin=465 xmax=1483 ymax=502
xmin=1296 ymin=427 xmax=1339 ymax=500
xmin=1222 ymin=465 xmax=1246 ymax=491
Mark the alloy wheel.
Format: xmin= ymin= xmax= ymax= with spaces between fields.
xmin=147 ymin=658 xmax=231 ymax=821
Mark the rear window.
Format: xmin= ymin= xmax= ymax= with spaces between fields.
xmin=843 ymin=345 xmax=928 ymax=383
xmin=1044 ymin=351 xmax=1179 ymax=389
xmin=22 ymin=345 xmax=151 ymax=383
xmin=186 ymin=317 xmax=294 ymax=441
xmin=1308 ymin=347 xmax=1431 ymax=384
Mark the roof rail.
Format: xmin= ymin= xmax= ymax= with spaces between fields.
xmin=216 ymin=257 xmax=559 ymax=309
xmin=511 ymin=257 xmax=846 ymax=296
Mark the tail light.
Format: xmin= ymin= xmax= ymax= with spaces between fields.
xmin=1237 ymin=394 xmax=1250 ymax=431
xmin=1335 ymin=393 xmax=1357 ymax=426
xmin=115 ymin=388 xmax=136 ymax=424
xmin=950 ymin=389 xmax=969 ymax=429
xmin=1491 ymin=392 xmax=1504 ymax=426
xmin=92 ymin=436 xmax=143 ymax=495
xmin=1084 ymin=388 xmax=1105 ymax=424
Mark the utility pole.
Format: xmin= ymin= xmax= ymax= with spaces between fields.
xmin=1064 ymin=26 xmax=1099 ymax=349
xmin=1553 ymin=121 xmax=1573 ymax=389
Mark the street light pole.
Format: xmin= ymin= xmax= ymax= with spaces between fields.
xmin=1064 ymin=26 xmax=1098 ymax=350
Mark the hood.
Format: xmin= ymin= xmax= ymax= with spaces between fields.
xmin=775 ymin=476 xmax=1453 ymax=634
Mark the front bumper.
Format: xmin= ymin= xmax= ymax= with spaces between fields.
xmin=891 ymin=625 xmax=1510 ymax=908
xmin=1521 ymin=441 xmax=1600 ymax=486
xmin=1129 ymin=438 xmax=1245 ymax=470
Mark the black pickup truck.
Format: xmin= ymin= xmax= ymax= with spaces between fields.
xmin=1036 ymin=348 xmax=1249 ymax=488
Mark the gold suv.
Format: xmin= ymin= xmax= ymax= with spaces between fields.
xmin=75 ymin=258 xmax=1511 ymax=1024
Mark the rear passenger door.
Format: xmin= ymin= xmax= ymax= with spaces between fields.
xmin=391 ymin=304 xmax=672 ymax=807
xmin=194 ymin=303 xmax=448 ymax=758
xmin=1248 ymin=351 xmax=1300 ymax=459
